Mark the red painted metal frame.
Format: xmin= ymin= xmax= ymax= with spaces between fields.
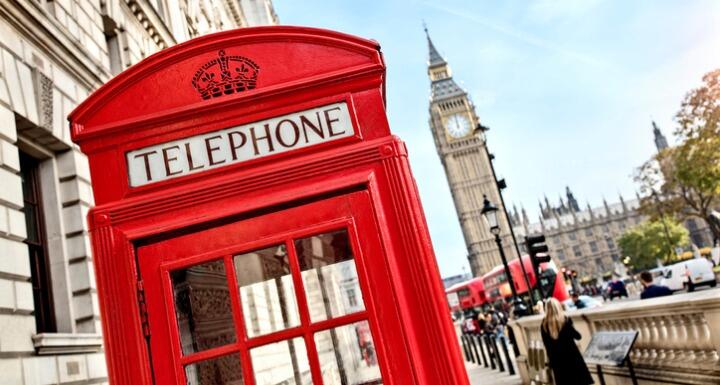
xmin=140 ymin=197 xmax=399 ymax=385
xmin=69 ymin=26 xmax=470 ymax=385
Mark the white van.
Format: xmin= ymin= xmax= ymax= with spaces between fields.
xmin=648 ymin=267 xmax=667 ymax=285
xmin=660 ymin=258 xmax=717 ymax=292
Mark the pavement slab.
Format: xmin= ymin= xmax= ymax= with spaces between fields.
xmin=466 ymin=361 xmax=522 ymax=385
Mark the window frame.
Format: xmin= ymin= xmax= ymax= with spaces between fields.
xmin=158 ymin=220 xmax=376 ymax=382
xmin=137 ymin=191 xmax=405 ymax=385
xmin=19 ymin=151 xmax=57 ymax=333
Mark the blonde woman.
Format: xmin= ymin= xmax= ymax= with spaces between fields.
xmin=541 ymin=298 xmax=593 ymax=385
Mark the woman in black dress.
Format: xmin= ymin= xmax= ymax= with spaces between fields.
xmin=541 ymin=298 xmax=594 ymax=385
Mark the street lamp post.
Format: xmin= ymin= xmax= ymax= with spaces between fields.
xmin=481 ymin=195 xmax=527 ymax=317
xmin=477 ymin=124 xmax=535 ymax=308
xmin=476 ymin=123 xmax=535 ymax=309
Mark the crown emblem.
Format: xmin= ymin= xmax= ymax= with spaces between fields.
xmin=192 ymin=50 xmax=259 ymax=100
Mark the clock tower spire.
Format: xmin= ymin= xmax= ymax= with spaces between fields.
xmin=426 ymin=29 xmax=518 ymax=276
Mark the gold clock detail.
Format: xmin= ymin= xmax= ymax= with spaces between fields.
xmin=445 ymin=113 xmax=471 ymax=138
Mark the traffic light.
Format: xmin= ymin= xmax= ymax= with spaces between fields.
xmin=525 ymin=234 xmax=551 ymax=265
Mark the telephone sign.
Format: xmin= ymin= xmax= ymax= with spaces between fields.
xmin=127 ymin=102 xmax=353 ymax=187
xmin=69 ymin=27 xmax=469 ymax=385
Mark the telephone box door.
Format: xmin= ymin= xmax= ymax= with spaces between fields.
xmin=137 ymin=191 xmax=413 ymax=385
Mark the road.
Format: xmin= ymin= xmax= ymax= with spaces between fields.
xmin=600 ymin=284 xmax=718 ymax=305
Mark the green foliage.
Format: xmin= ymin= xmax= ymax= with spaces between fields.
xmin=617 ymin=217 xmax=690 ymax=270
xmin=635 ymin=69 xmax=720 ymax=241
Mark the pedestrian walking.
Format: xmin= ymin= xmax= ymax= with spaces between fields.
xmin=494 ymin=307 xmax=508 ymax=341
xmin=477 ymin=311 xmax=487 ymax=332
xmin=483 ymin=312 xmax=497 ymax=336
xmin=463 ymin=310 xmax=480 ymax=335
xmin=540 ymin=298 xmax=594 ymax=385
xmin=639 ymin=271 xmax=672 ymax=299
xmin=571 ymin=293 xmax=586 ymax=309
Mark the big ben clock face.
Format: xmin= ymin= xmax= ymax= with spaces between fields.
xmin=445 ymin=113 xmax=471 ymax=138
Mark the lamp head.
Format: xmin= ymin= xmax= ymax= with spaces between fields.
xmin=481 ymin=195 xmax=500 ymax=233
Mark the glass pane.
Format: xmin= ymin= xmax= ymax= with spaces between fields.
xmin=23 ymin=204 xmax=39 ymax=244
xmin=314 ymin=321 xmax=382 ymax=385
xmin=185 ymin=353 xmax=243 ymax=385
xmin=234 ymin=245 xmax=300 ymax=338
xmin=171 ymin=260 xmax=237 ymax=355
xmin=295 ymin=230 xmax=364 ymax=322
xmin=251 ymin=338 xmax=313 ymax=385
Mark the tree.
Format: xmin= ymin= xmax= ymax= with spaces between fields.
xmin=635 ymin=69 xmax=720 ymax=243
xmin=618 ymin=217 xmax=690 ymax=271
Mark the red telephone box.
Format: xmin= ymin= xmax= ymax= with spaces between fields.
xmin=69 ymin=26 xmax=470 ymax=385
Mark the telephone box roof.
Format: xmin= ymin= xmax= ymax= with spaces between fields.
xmin=69 ymin=26 xmax=385 ymax=142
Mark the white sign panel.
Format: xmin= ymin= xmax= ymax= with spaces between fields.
xmin=446 ymin=292 xmax=459 ymax=308
xmin=127 ymin=102 xmax=354 ymax=187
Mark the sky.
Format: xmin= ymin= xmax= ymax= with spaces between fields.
xmin=272 ymin=0 xmax=720 ymax=278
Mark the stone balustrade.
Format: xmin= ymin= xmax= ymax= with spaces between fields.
xmin=509 ymin=290 xmax=720 ymax=385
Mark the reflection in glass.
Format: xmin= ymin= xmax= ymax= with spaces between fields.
xmin=185 ymin=353 xmax=243 ymax=385
xmin=171 ymin=260 xmax=236 ymax=355
xmin=315 ymin=321 xmax=382 ymax=385
xmin=294 ymin=230 xmax=364 ymax=322
xmin=234 ymin=245 xmax=300 ymax=338
xmin=251 ymin=338 xmax=313 ymax=385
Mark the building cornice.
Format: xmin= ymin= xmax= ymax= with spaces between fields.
xmin=123 ymin=0 xmax=176 ymax=49
xmin=0 ymin=0 xmax=110 ymax=91
xmin=222 ymin=0 xmax=245 ymax=27
xmin=32 ymin=333 xmax=103 ymax=355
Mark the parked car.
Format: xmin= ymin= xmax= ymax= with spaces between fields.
xmin=563 ymin=295 xmax=603 ymax=310
xmin=661 ymin=258 xmax=717 ymax=292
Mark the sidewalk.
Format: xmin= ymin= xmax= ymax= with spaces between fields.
xmin=466 ymin=361 xmax=522 ymax=385
xmin=459 ymin=334 xmax=522 ymax=385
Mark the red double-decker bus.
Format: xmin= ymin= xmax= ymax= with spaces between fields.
xmin=446 ymin=277 xmax=487 ymax=320
xmin=481 ymin=255 xmax=569 ymax=306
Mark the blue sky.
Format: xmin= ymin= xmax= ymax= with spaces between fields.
xmin=273 ymin=0 xmax=720 ymax=278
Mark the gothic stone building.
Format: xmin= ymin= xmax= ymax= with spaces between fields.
xmin=0 ymin=1 xmax=276 ymax=384
xmin=512 ymin=123 xmax=715 ymax=281
xmin=426 ymin=30 xmax=516 ymax=277
xmin=512 ymin=188 xmax=644 ymax=280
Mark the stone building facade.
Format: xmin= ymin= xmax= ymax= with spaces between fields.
xmin=512 ymin=190 xmax=644 ymax=280
xmin=0 ymin=1 xmax=276 ymax=384
xmin=425 ymin=29 xmax=516 ymax=277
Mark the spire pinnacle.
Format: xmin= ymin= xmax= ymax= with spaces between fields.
xmin=424 ymin=24 xmax=446 ymax=68
xmin=652 ymin=121 xmax=669 ymax=151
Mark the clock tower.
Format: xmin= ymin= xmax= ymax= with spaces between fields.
xmin=426 ymin=29 xmax=518 ymax=276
